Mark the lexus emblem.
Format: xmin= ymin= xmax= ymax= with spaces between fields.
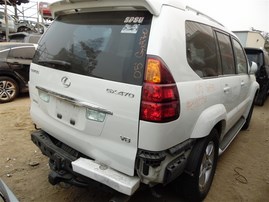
xmin=61 ymin=76 xmax=71 ymax=88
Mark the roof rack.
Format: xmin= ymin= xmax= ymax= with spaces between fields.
xmin=186 ymin=6 xmax=224 ymax=27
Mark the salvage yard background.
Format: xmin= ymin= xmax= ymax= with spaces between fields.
xmin=0 ymin=95 xmax=269 ymax=201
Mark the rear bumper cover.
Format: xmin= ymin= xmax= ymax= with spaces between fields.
xmin=31 ymin=130 xmax=140 ymax=196
xmin=72 ymin=158 xmax=140 ymax=195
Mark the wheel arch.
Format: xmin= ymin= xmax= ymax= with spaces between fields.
xmin=190 ymin=104 xmax=226 ymax=139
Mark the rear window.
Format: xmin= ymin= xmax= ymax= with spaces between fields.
xmin=33 ymin=11 xmax=152 ymax=85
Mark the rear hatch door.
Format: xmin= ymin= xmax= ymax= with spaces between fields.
xmin=30 ymin=11 xmax=152 ymax=175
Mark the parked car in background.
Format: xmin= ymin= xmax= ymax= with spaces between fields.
xmin=14 ymin=19 xmax=49 ymax=34
xmin=0 ymin=42 xmax=36 ymax=103
xmin=8 ymin=32 xmax=41 ymax=43
xmin=0 ymin=11 xmax=16 ymax=34
xmin=245 ymin=48 xmax=269 ymax=105
xmin=15 ymin=19 xmax=35 ymax=32
xmin=39 ymin=2 xmax=53 ymax=20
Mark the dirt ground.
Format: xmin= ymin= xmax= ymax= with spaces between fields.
xmin=0 ymin=94 xmax=269 ymax=202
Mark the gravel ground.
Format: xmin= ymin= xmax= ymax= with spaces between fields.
xmin=0 ymin=95 xmax=269 ymax=201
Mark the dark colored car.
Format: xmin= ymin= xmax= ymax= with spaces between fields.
xmin=0 ymin=42 xmax=36 ymax=103
xmin=245 ymin=48 xmax=269 ymax=106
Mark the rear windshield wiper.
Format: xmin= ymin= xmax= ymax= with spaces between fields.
xmin=37 ymin=59 xmax=71 ymax=70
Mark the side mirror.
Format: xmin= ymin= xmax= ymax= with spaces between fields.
xmin=249 ymin=61 xmax=258 ymax=74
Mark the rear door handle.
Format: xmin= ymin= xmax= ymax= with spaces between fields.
xmin=223 ymin=86 xmax=231 ymax=93
xmin=241 ymin=81 xmax=245 ymax=86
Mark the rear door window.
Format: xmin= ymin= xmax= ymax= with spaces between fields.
xmin=231 ymin=38 xmax=248 ymax=74
xmin=215 ymin=32 xmax=235 ymax=75
xmin=33 ymin=11 xmax=152 ymax=85
xmin=6 ymin=45 xmax=35 ymax=65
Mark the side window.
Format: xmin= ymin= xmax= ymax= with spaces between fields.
xmin=232 ymin=38 xmax=248 ymax=74
xmin=216 ymin=32 xmax=235 ymax=75
xmin=186 ymin=21 xmax=220 ymax=78
xmin=8 ymin=46 xmax=36 ymax=60
xmin=7 ymin=46 xmax=36 ymax=65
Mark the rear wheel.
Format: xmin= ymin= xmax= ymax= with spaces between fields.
xmin=181 ymin=129 xmax=219 ymax=201
xmin=0 ymin=77 xmax=19 ymax=103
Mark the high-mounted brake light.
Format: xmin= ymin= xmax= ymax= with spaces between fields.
xmin=140 ymin=57 xmax=180 ymax=122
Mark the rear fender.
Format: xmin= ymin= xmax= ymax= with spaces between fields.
xmin=190 ymin=105 xmax=226 ymax=139
xmin=243 ymin=82 xmax=259 ymax=118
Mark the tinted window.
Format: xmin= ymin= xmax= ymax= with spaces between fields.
xmin=186 ymin=21 xmax=220 ymax=78
xmin=245 ymin=50 xmax=264 ymax=68
xmin=232 ymin=38 xmax=248 ymax=74
xmin=216 ymin=32 xmax=235 ymax=75
xmin=33 ymin=11 xmax=152 ymax=85
xmin=8 ymin=46 xmax=36 ymax=60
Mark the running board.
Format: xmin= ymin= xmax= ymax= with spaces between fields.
xmin=219 ymin=117 xmax=246 ymax=155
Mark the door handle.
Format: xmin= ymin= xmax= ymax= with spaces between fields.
xmin=241 ymin=81 xmax=245 ymax=86
xmin=223 ymin=86 xmax=231 ymax=93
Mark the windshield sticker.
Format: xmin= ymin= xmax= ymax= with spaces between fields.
xmin=124 ymin=17 xmax=144 ymax=24
xmin=121 ymin=24 xmax=140 ymax=34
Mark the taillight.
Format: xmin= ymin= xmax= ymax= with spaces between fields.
xmin=140 ymin=57 xmax=180 ymax=122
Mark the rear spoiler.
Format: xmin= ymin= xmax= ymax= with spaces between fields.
xmin=50 ymin=0 xmax=186 ymax=18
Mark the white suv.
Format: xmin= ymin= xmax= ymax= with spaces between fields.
xmin=29 ymin=0 xmax=259 ymax=201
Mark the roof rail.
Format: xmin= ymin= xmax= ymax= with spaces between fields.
xmin=186 ymin=6 xmax=224 ymax=27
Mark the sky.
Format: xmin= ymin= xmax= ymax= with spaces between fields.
xmin=187 ymin=0 xmax=269 ymax=32
xmin=4 ymin=0 xmax=269 ymax=33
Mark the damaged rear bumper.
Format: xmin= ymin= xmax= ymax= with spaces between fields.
xmin=31 ymin=130 xmax=140 ymax=196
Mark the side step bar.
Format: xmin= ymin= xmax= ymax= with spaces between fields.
xmin=219 ymin=117 xmax=245 ymax=154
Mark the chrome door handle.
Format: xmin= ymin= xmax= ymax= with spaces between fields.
xmin=223 ymin=86 xmax=231 ymax=93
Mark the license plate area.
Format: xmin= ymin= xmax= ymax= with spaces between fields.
xmin=55 ymin=98 xmax=84 ymax=129
xmin=53 ymin=97 xmax=105 ymax=135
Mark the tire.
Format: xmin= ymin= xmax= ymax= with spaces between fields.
xmin=17 ymin=26 xmax=31 ymax=32
xmin=255 ymin=88 xmax=266 ymax=106
xmin=181 ymin=129 xmax=219 ymax=201
xmin=0 ymin=76 xmax=19 ymax=103
xmin=242 ymin=99 xmax=255 ymax=130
